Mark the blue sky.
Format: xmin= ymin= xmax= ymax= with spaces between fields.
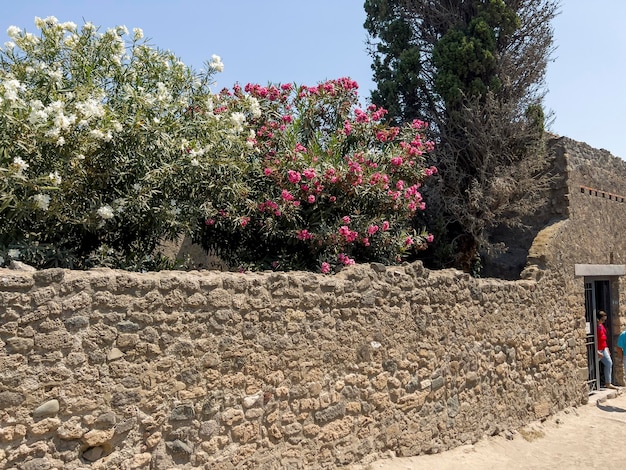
xmin=2 ymin=1 xmax=625 ymax=159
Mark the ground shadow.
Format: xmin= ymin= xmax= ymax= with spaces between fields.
xmin=597 ymin=403 xmax=626 ymax=413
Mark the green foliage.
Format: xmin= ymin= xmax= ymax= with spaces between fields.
xmin=364 ymin=0 xmax=425 ymax=124
xmin=0 ymin=17 xmax=436 ymax=272
xmin=525 ymin=103 xmax=545 ymax=134
xmin=365 ymin=0 xmax=559 ymax=274
xmin=195 ymin=80 xmax=437 ymax=272
xmin=0 ymin=17 xmax=248 ymax=269
xmin=433 ymin=0 xmax=519 ymax=110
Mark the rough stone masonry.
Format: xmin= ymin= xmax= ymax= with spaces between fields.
xmin=0 ymin=260 xmax=587 ymax=469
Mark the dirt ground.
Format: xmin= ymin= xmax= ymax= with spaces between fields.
xmin=350 ymin=388 xmax=625 ymax=470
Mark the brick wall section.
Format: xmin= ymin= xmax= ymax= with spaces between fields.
xmin=0 ymin=263 xmax=586 ymax=469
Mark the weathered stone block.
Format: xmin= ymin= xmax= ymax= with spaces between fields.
xmin=116 ymin=320 xmax=139 ymax=333
xmin=0 ymin=273 xmax=35 ymax=289
xmin=33 ymin=268 xmax=65 ymax=284
xmin=30 ymin=418 xmax=61 ymax=436
xmin=166 ymin=439 xmax=193 ymax=455
xmin=221 ymin=408 xmax=244 ymax=426
xmin=83 ymin=428 xmax=114 ymax=447
xmin=314 ymin=402 xmax=346 ymax=424
xmin=5 ymin=336 xmax=34 ymax=353
xmin=61 ymin=292 xmax=92 ymax=311
xmin=116 ymin=333 xmax=139 ymax=349
xmin=64 ymin=315 xmax=89 ymax=330
xmin=115 ymin=418 xmax=136 ymax=435
xmin=170 ymin=404 xmax=195 ymax=421
xmin=0 ymin=424 xmax=27 ymax=442
xmin=57 ymin=417 xmax=86 ymax=440
xmin=397 ymin=390 xmax=429 ymax=412
xmin=318 ymin=416 xmax=354 ymax=442
xmin=33 ymin=399 xmax=60 ymax=418
xmin=232 ymin=422 xmax=259 ymax=443
xmin=431 ymin=376 xmax=445 ymax=391
xmin=534 ymin=401 xmax=551 ymax=418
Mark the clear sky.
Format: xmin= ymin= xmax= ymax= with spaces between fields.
xmin=2 ymin=1 xmax=625 ymax=159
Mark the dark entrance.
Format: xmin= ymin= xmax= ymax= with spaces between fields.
xmin=584 ymin=279 xmax=612 ymax=391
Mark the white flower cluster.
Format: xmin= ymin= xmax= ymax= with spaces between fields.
xmin=89 ymin=129 xmax=113 ymax=141
xmin=209 ymin=54 xmax=224 ymax=73
xmin=12 ymin=157 xmax=29 ymax=174
xmin=33 ymin=194 xmax=51 ymax=211
xmin=6 ymin=26 xmax=21 ymax=39
xmin=28 ymin=100 xmax=48 ymax=125
xmin=230 ymin=112 xmax=246 ymax=133
xmin=2 ymin=79 xmax=25 ymax=102
xmin=97 ymin=205 xmax=114 ymax=220
xmin=248 ymin=97 xmax=262 ymax=118
xmin=75 ymin=98 xmax=105 ymax=123
xmin=48 ymin=171 xmax=62 ymax=185
xmin=33 ymin=16 xmax=77 ymax=32
xmin=155 ymin=82 xmax=172 ymax=104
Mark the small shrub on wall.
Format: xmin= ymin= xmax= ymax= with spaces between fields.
xmin=0 ymin=17 xmax=435 ymax=272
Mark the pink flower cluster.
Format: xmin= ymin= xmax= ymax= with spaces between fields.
xmin=375 ymin=127 xmax=399 ymax=142
xmin=369 ymin=172 xmax=390 ymax=188
xmin=244 ymin=83 xmax=284 ymax=101
xmin=338 ymin=225 xmax=358 ymax=243
xmin=424 ymin=166 xmax=438 ymax=176
xmin=288 ymin=170 xmax=301 ymax=184
xmin=297 ymin=229 xmax=313 ymax=240
xmin=297 ymin=78 xmax=358 ymax=99
xmin=337 ymin=253 xmax=356 ymax=266
xmin=281 ymin=189 xmax=295 ymax=201
xmin=258 ymin=200 xmax=281 ymax=216
xmin=204 ymin=77 xmax=437 ymax=272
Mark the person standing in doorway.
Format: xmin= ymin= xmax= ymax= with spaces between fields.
xmin=597 ymin=311 xmax=617 ymax=389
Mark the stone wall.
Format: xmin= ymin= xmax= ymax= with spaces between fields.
xmin=549 ymin=136 xmax=626 ymax=267
xmin=4 ymin=135 xmax=626 ymax=469
xmin=543 ymin=136 xmax=626 ymax=384
xmin=0 ymin=262 xmax=587 ymax=469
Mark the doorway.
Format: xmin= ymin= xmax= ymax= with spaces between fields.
xmin=584 ymin=279 xmax=612 ymax=391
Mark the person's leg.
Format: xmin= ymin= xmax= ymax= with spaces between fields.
xmin=602 ymin=349 xmax=614 ymax=387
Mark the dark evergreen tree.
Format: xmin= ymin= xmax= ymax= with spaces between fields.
xmin=364 ymin=0 xmax=425 ymax=124
xmin=364 ymin=0 xmax=560 ymax=275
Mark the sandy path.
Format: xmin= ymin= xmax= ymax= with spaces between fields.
xmin=351 ymin=389 xmax=625 ymax=470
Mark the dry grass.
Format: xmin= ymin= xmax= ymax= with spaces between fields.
xmin=518 ymin=426 xmax=546 ymax=442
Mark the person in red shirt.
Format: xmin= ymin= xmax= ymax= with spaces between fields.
xmin=597 ymin=311 xmax=617 ymax=389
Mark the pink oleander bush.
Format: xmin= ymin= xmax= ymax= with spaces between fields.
xmin=0 ymin=17 xmax=435 ymax=272
xmin=195 ymin=79 xmax=437 ymax=272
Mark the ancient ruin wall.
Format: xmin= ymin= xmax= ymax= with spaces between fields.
xmin=550 ymin=136 xmax=626 ymax=267
xmin=538 ymin=137 xmax=626 ymax=384
xmin=0 ymin=263 xmax=587 ymax=469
